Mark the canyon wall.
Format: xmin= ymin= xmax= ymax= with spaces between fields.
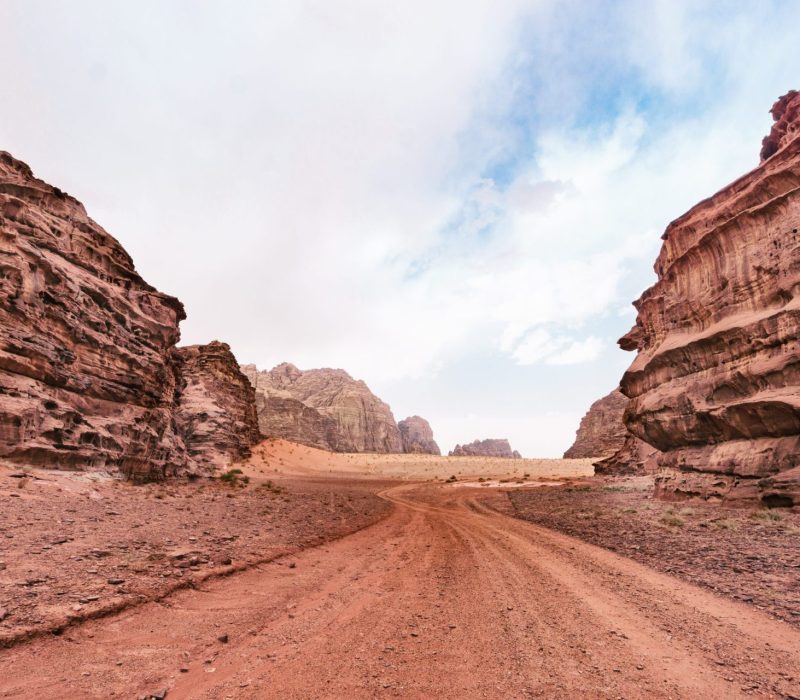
xmin=563 ymin=389 xmax=628 ymax=459
xmin=398 ymin=416 xmax=440 ymax=455
xmin=0 ymin=152 xmax=257 ymax=479
xmin=242 ymin=363 xmax=403 ymax=453
xmin=617 ymin=91 xmax=800 ymax=506
xmin=449 ymin=439 xmax=521 ymax=459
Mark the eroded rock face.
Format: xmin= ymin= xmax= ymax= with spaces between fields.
xmin=449 ymin=439 xmax=521 ymax=459
xmin=0 ymin=151 xmax=188 ymax=480
xmin=398 ymin=416 xmax=440 ymax=455
xmin=563 ymin=389 xmax=628 ymax=459
xmin=618 ymin=91 xmax=800 ymax=506
xmin=172 ymin=342 xmax=261 ymax=471
xmin=0 ymin=152 xmax=258 ymax=479
xmin=594 ymin=435 xmax=660 ymax=476
xmin=242 ymin=363 xmax=403 ymax=453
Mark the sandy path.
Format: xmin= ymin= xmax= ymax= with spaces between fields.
xmin=1 ymin=483 xmax=799 ymax=699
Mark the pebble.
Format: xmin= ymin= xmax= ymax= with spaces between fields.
xmin=217 ymin=633 xmax=229 ymax=643
xmin=107 ymin=578 xmax=125 ymax=585
xmin=0 ymin=608 xmax=9 ymax=621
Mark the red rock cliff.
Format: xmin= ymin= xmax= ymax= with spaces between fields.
xmin=563 ymin=389 xmax=628 ymax=459
xmin=242 ymin=363 xmax=403 ymax=453
xmin=0 ymin=153 xmax=258 ymax=479
xmin=398 ymin=416 xmax=440 ymax=455
xmin=618 ymin=91 xmax=800 ymax=507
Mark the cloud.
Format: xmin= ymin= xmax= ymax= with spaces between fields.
xmin=3 ymin=1 xmax=800 ymax=456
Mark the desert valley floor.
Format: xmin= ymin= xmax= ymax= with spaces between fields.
xmin=1 ymin=440 xmax=799 ymax=699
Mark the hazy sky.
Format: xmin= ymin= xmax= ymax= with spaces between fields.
xmin=3 ymin=1 xmax=800 ymax=456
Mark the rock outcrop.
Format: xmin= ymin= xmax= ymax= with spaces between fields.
xmin=563 ymin=389 xmax=628 ymax=459
xmin=172 ymin=342 xmax=261 ymax=470
xmin=617 ymin=90 xmax=800 ymax=506
xmin=449 ymin=439 xmax=521 ymax=459
xmin=398 ymin=416 xmax=440 ymax=455
xmin=0 ymin=152 xmax=258 ymax=479
xmin=241 ymin=363 xmax=403 ymax=453
xmin=594 ymin=435 xmax=660 ymax=476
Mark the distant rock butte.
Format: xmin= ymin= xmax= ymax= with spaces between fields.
xmin=0 ymin=151 xmax=258 ymax=479
xmin=398 ymin=416 xmax=440 ymax=455
xmin=241 ymin=363 xmax=404 ymax=453
xmin=449 ymin=439 xmax=521 ymax=459
xmin=563 ymin=389 xmax=628 ymax=459
xmin=616 ymin=90 xmax=800 ymax=507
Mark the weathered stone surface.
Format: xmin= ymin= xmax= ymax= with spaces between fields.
xmin=241 ymin=363 xmax=403 ymax=453
xmin=0 ymin=151 xmax=188 ymax=480
xmin=0 ymin=152 xmax=258 ymax=479
xmin=449 ymin=439 xmax=521 ymax=459
xmin=563 ymin=389 xmax=628 ymax=459
xmin=617 ymin=91 xmax=800 ymax=506
xmin=172 ymin=342 xmax=261 ymax=471
xmin=594 ymin=435 xmax=660 ymax=476
xmin=398 ymin=416 xmax=440 ymax=455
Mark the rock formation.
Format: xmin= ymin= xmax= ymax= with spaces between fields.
xmin=0 ymin=152 xmax=258 ymax=480
xmin=563 ymin=389 xmax=628 ymax=459
xmin=449 ymin=439 xmax=521 ymax=459
xmin=593 ymin=435 xmax=660 ymax=476
xmin=241 ymin=363 xmax=403 ymax=453
xmin=398 ymin=416 xmax=440 ymax=455
xmin=616 ymin=90 xmax=800 ymax=506
xmin=172 ymin=342 xmax=261 ymax=470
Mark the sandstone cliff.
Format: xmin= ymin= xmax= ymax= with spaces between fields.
xmin=398 ymin=416 xmax=440 ymax=455
xmin=0 ymin=152 xmax=258 ymax=479
xmin=172 ymin=342 xmax=261 ymax=470
xmin=563 ymin=389 xmax=628 ymax=459
xmin=242 ymin=363 xmax=403 ymax=453
xmin=617 ymin=90 xmax=800 ymax=507
xmin=449 ymin=439 xmax=521 ymax=459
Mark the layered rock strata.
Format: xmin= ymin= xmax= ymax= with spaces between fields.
xmin=398 ymin=416 xmax=440 ymax=455
xmin=172 ymin=342 xmax=261 ymax=470
xmin=241 ymin=363 xmax=403 ymax=453
xmin=563 ymin=389 xmax=628 ymax=459
xmin=0 ymin=152 xmax=257 ymax=479
xmin=617 ymin=91 xmax=800 ymax=506
xmin=449 ymin=439 xmax=521 ymax=459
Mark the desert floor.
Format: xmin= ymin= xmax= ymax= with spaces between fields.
xmin=1 ymin=440 xmax=799 ymax=699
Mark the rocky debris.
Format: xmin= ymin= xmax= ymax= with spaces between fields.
xmin=617 ymin=91 xmax=800 ymax=506
xmin=241 ymin=363 xmax=403 ymax=453
xmin=563 ymin=389 xmax=628 ymax=459
xmin=0 ymin=152 xmax=259 ymax=479
xmin=398 ymin=416 xmax=440 ymax=455
xmin=507 ymin=478 xmax=800 ymax=626
xmin=0 ymin=465 xmax=390 ymax=646
xmin=449 ymin=439 xmax=521 ymax=459
xmin=172 ymin=342 xmax=261 ymax=471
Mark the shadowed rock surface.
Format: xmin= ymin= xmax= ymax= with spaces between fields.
xmin=617 ymin=90 xmax=800 ymax=506
xmin=398 ymin=416 xmax=440 ymax=455
xmin=0 ymin=152 xmax=258 ymax=479
xmin=563 ymin=389 xmax=628 ymax=459
xmin=241 ymin=363 xmax=403 ymax=453
xmin=449 ymin=439 xmax=521 ymax=459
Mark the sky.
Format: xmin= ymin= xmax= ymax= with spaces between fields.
xmin=3 ymin=1 xmax=800 ymax=456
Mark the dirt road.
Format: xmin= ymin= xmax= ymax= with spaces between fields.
xmin=1 ymin=482 xmax=799 ymax=699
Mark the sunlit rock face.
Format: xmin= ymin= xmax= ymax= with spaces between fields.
xmin=564 ymin=389 xmax=628 ymax=459
xmin=398 ymin=416 xmax=440 ymax=455
xmin=618 ymin=91 xmax=800 ymax=507
xmin=449 ymin=439 xmax=521 ymax=459
xmin=0 ymin=152 xmax=258 ymax=480
xmin=241 ymin=363 xmax=403 ymax=453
